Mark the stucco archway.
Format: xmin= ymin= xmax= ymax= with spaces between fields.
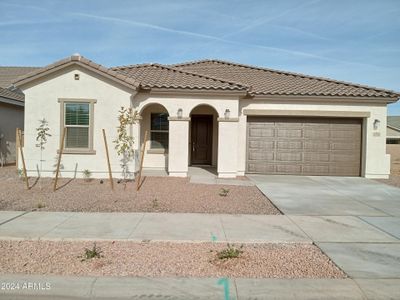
xmin=140 ymin=103 xmax=170 ymax=171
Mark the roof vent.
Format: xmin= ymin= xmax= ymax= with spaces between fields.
xmin=71 ymin=53 xmax=81 ymax=60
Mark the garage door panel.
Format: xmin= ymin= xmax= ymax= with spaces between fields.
xmin=329 ymin=164 xmax=360 ymax=176
xmin=331 ymin=141 xmax=360 ymax=150
xmin=330 ymin=153 xmax=360 ymax=162
xmin=248 ymin=140 xmax=274 ymax=150
xmin=304 ymin=141 xmax=330 ymax=151
xmin=276 ymin=164 xmax=302 ymax=174
xmin=276 ymin=152 xmax=302 ymax=162
xmin=249 ymin=128 xmax=274 ymax=137
xmin=248 ymin=163 xmax=275 ymax=173
xmin=277 ymin=129 xmax=302 ymax=138
xmin=330 ymin=130 xmax=360 ymax=139
xmin=276 ymin=141 xmax=303 ymax=150
xmin=248 ymin=150 xmax=274 ymax=161
xmin=304 ymin=152 xmax=330 ymax=162
xmin=302 ymin=165 xmax=330 ymax=175
xmin=247 ymin=116 xmax=362 ymax=176
xmin=304 ymin=130 xmax=330 ymax=139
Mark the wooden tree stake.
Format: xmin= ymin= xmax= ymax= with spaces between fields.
xmin=53 ymin=127 xmax=66 ymax=191
xmin=15 ymin=128 xmax=19 ymax=170
xmin=136 ymin=130 xmax=148 ymax=191
xmin=102 ymin=129 xmax=114 ymax=190
xmin=17 ymin=128 xmax=29 ymax=189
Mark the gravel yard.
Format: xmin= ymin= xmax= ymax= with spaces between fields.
xmin=0 ymin=166 xmax=280 ymax=214
xmin=0 ymin=240 xmax=345 ymax=278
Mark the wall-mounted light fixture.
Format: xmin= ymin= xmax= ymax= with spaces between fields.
xmin=177 ymin=108 xmax=183 ymax=119
xmin=373 ymin=119 xmax=380 ymax=130
xmin=224 ymin=109 xmax=230 ymax=119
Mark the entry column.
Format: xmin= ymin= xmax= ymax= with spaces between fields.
xmin=168 ymin=117 xmax=190 ymax=177
xmin=217 ymin=117 xmax=239 ymax=178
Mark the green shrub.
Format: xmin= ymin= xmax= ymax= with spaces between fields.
xmin=81 ymin=243 xmax=103 ymax=261
xmin=219 ymin=188 xmax=229 ymax=197
xmin=217 ymin=244 xmax=243 ymax=260
xmin=82 ymin=169 xmax=92 ymax=182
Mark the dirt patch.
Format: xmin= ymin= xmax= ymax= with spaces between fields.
xmin=0 ymin=166 xmax=280 ymax=215
xmin=387 ymin=144 xmax=400 ymax=175
xmin=0 ymin=240 xmax=345 ymax=278
xmin=376 ymin=175 xmax=400 ymax=188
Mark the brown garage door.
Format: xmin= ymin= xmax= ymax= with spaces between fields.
xmin=246 ymin=117 xmax=362 ymax=176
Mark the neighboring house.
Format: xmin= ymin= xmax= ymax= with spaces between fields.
xmin=12 ymin=54 xmax=399 ymax=179
xmin=0 ymin=67 xmax=41 ymax=165
xmin=387 ymin=116 xmax=400 ymax=144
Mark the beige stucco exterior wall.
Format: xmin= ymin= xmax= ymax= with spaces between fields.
xmin=0 ymin=102 xmax=24 ymax=164
xmin=19 ymin=65 xmax=391 ymax=179
xmin=238 ymin=99 xmax=390 ymax=179
xmin=20 ymin=65 xmax=134 ymax=178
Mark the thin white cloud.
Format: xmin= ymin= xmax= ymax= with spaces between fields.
xmin=71 ymin=13 xmax=228 ymax=42
xmin=270 ymin=25 xmax=332 ymax=41
xmin=69 ymin=12 xmax=387 ymax=69
xmin=0 ymin=20 xmax=60 ymax=27
xmin=222 ymin=0 xmax=322 ymax=39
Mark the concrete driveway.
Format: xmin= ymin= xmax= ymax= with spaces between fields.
xmin=249 ymin=174 xmax=400 ymax=298
xmin=249 ymin=175 xmax=400 ymax=216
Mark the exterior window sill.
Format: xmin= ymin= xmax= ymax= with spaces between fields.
xmin=147 ymin=149 xmax=168 ymax=154
xmin=57 ymin=149 xmax=96 ymax=155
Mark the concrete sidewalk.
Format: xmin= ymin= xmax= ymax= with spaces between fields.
xmin=3 ymin=274 xmax=394 ymax=300
xmin=0 ymin=211 xmax=311 ymax=243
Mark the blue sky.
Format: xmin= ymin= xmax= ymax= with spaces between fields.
xmin=1 ymin=0 xmax=399 ymax=114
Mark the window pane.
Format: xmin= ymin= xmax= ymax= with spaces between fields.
xmin=66 ymin=127 xmax=89 ymax=148
xmin=150 ymin=132 xmax=168 ymax=149
xmin=65 ymin=103 xmax=89 ymax=125
xmin=151 ymin=113 xmax=169 ymax=131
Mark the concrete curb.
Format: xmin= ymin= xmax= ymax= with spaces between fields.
xmin=0 ymin=274 xmax=370 ymax=300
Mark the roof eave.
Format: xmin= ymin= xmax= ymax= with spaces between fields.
xmin=251 ymin=94 xmax=399 ymax=104
xmin=0 ymin=96 xmax=24 ymax=107
xmin=13 ymin=59 xmax=140 ymax=91
xmin=146 ymin=87 xmax=248 ymax=97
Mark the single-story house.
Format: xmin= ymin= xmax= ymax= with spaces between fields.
xmin=387 ymin=116 xmax=400 ymax=144
xmin=12 ymin=54 xmax=399 ymax=179
xmin=0 ymin=67 xmax=41 ymax=166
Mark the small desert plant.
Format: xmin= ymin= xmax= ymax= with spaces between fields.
xmin=152 ymin=198 xmax=159 ymax=209
xmin=82 ymin=169 xmax=92 ymax=182
xmin=217 ymin=244 xmax=244 ymax=260
xmin=36 ymin=202 xmax=46 ymax=209
xmin=81 ymin=243 xmax=103 ymax=261
xmin=219 ymin=188 xmax=229 ymax=197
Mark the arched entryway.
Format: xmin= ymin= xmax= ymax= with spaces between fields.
xmin=189 ymin=104 xmax=219 ymax=167
xmin=140 ymin=103 xmax=169 ymax=171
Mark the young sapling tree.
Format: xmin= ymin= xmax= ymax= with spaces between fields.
xmin=35 ymin=118 xmax=51 ymax=187
xmin=113 ymin=107 xmax=137 ymax=186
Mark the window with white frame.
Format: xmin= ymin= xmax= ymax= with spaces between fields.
xmin=64 ymin=102 xmax=91 ymax=149
xmin=150 ymin=113 xmax=169 ymax=149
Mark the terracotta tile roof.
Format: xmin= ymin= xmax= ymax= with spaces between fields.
xmin=111 ymin=63 xmax=247 ymax=92
xmin=13 ymin=55 xmax=139 ymax=89
xmin=388 ymin=116 xmax=400 ymax=130
xmin=171 ymin=59 xmax=400 ymax=99
xmin=0 ymin=66 xmax=41 ymax=88
xmin=0 ymin=87 xmax=24 ymax=102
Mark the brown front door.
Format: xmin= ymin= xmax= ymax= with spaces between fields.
xmin=191 ymin=115 xmax=213 ymax=165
